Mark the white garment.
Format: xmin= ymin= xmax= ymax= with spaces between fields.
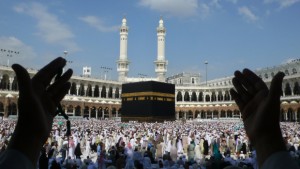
xmin=85 ymin=140 xmax=90 ymax=155
xmin=194 ymin=144 xmax=202 ymax=160
xmin=177 ymin=140 xmax=183 ymax=153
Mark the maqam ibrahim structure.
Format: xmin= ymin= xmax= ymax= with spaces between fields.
xmin=0 ymin=18 xmax=299 ymax=121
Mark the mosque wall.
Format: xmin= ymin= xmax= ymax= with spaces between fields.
xmin=0 ymin=61 xmax=299 ymax=122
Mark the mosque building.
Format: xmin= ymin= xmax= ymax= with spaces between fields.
xmin=0 ymin=18 xmax=299 ymax=121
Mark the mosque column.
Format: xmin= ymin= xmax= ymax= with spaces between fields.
xmin=118 ymin=89 xmax=122 ymax=99
xmin=284 ymin=111 xmax=288 ymax=121
xmin=89 ymin=108 xmax=91 ymax=119
xmin=106 ymin=89 xmax=109 ymax=98
xmin=84 ymin=85 xmax=88 ymax=96
xmin=184 ymin=112 xmax=187 ymax=119
xmin=109 ymin=108 xmax=112 ymax=119
xmin=112 ymin=87 xmax=116 ymax=98
xmin=289 ymin=81 xmax=294 ymax=96
xmin=225 ymin=111 xmax=227 ymax=118
xmin=92 ymin=86 xmax=95 ymax=97
xmin=96 ymin=109 xmax=98 ymax=119
xmin=282 ymin=86 xmax=285 ymax=97
xmin=9 ymin=77 xmax=13 ymax=90
xmin=99 ymin=87 xmax=102 ymax=98
xmin=73 ymin=109 xmax=75 ymax=116
xmin=205 ymin=111 xmax=207 ymax=119
xmin=192 ymin=111 xmax=195 ymax=119
xmin=222 ymin=93 xmax=225 ymax=101
xmin=102 ymin=109 xmax=104 ymax=119
xmin=76 ymin=85 xmax=80 ymax=96
xmin=116 ymin=111 xmax=118 ymax=117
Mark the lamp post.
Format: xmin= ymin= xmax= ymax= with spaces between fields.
xmin=0 ymin=49 xmax=19 ymax=66
xmin=100 ymin=66 xmax=112 ymax=80
xmin=205 ymin=61 xmax=208 ymax=86
xmin=63 ymin=51 xmax=68 ymax=57
xmin=62 ymin=51 xmax=68 ymax=72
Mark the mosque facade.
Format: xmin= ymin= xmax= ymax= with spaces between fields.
xmin=0 ymin=18 xmax=299 ymax=122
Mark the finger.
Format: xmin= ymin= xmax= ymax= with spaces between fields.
xmin=52 ymin=82 xmax=71 ymax=104
xmin=243 ymin=69 xmax=267 ymax=91
xmin=230 ymin=88 xmax=245 ymax=111
xmin=47 ymin=69 xmax=73 ymax=95
xmin=55 ymin=68 xmax=63 ymax=82
xmin=234 ymin=71 xmax=256 ymax=95
xmin=33 ymin=57 xmax=66 ymax=87
xmin=232 ymin=77 xmax=251 ymax=103
xmin=243 ymin=90 xmax=268 ymax=120
xmin=269 ymin=72 xmax=285 ymax=101
xmin=12 ymin=64 xmax=31 ymax=98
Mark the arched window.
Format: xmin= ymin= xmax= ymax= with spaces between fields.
xmin=79 ymin=84 xmax=85 ymax=96
xmin=75 ymin=106 xmax=81 ymax=116
xmin=101 ymin=86 xmax=107 ymax=98
xmin=220 ymin=110 xmax=226 ymax=118
xmin=70 ymin=82 xmax=77 ymax=95
xmin=94 ymin=85 xmax=100 ymax=97
xmin=12 ymin=76 xmax=18 ymax=91
xmin=86 ymin=84 xmax=92 ymax=97
xmin=191 ymin=78 xmax=195 ymax=84
xmin=218 ymin=91 xmax=223 ymax=101
xmin=198 ymin=92 xmax=203 ymax=102
xmin=184 ymin=92 xmax=190 ymax=101
xmin=0 ymin=74 xmax=10 ymax=90
xmin=115 ymin=87 xmax=120 ymax=98
xmin=211 ymin=92 xmax=216 ymax=102
xmin=91 ymin=107 xmax=96 ymax=118
xmin=224 ymin=91 xmax=230 ymax=101
xmin=285 ymin=83 xmax=292 ymax=96
xmin=294 ymin=82 xmax=300 ymax=95
xmin=108 ymin=87 xmax=113 ymax=98
xmin=191 ymin=92 xmax=197 ymax=101
xmin=285 ymin=70 xmax=289 ymax=75
xmin=177 ymin=91 xmax=183 ymax=101
xmin=205 ymin=95 xmax=210 ymax=102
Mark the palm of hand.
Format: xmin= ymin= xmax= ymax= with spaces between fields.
xmin=230 ymin=69 xmax=284 ymax=145
xmin=13 ymin=57 xmax=72 ymax=145
xmin=17 ymin=84 xmax=56 ymax=142
xmin=242 ymin=90 xmax=280 ymax=144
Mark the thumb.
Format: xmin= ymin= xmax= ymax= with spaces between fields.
xmin=12 ymin=64 xmax=31 ymax=98
xmin=269 ymin=71 xmax=285 ymax=100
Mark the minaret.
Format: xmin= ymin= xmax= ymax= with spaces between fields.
xmin=155 ymin=17 xmax=168 ymax=82
xmin=117 ymin=17 xmax=130 ymax=82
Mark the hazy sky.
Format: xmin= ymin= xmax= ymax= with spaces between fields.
xmin=0 ymin=0 xmax=299 ymax=81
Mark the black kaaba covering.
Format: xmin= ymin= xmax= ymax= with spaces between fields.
xmin=121 ymin=81 xmax=175 ymax=122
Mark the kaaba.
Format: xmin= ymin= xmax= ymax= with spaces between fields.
xmin=121 ymin=81 xmax=175 ymax=122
